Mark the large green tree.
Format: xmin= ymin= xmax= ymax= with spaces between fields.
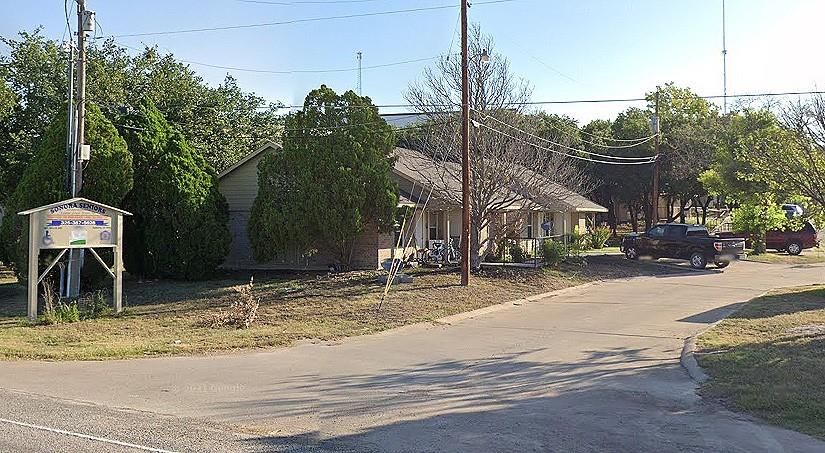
xmin=0 ymin=30 xmax=282 ymax=204
xmin=650 ymin=84 xmax=719 ymax=224
xmin=611 ymin=107 xmax=657 ymax=231
xmin=700 ymin=109 xmax=793 ymax=253
xmin=120 ymin=100 xmax=230 ymax=279
xmin=249 ymin=85 xmax=397 ymax=267
xmin=0 ymin=104 xmax=133 ymax=274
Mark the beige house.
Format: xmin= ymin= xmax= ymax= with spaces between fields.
xmin=217 ymin=142 xmax=606 ymax=270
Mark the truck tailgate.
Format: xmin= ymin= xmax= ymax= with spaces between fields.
xmin=718 ymin=238 xmax=746 ymax=255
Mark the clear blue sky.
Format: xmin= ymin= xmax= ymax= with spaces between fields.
xmin=3 ymin=0 xmax=824 ymax=123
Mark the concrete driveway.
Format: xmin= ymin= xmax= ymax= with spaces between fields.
xmin=0 ymin=260 xmax=823 ymax=452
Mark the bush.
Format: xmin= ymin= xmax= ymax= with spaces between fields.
xmin=80 ymin=291 xmax=112 ymax=320
xmin=0 ymin=104 xmax=133 ymax=278
xmin=568 ymin=227 xmax=589 ymax=256
xmin=120 ymin=100 xmax=230 ymax=279
xmin=542 ymin=239 xmax=566 ymax=266
xmin=207 ymin=278 xmax=259 ymax=329
xmin=589 ymin=226 xmax=611 ymax=249
xmin=732 ymin=203 xmax=788 ymax=254
xmin=509 ymin=244 xmax=525 ymax=263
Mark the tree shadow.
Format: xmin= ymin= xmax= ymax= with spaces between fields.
xmin=726 ymin=286 xmax=825 ymax=320
xmin=213 ymin=346 xmax=820 ymax=452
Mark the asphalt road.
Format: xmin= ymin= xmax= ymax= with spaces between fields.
xmin=1 ymin=260 xmax=823 ymax=452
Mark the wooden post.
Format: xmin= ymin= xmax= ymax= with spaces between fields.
xmin=27 ymin=215 xmax=38 ymax=321
xmin=460 ymin=0 xmax=471 ymax=286
xmin=113 ymin=214 xmax=124 ymax=313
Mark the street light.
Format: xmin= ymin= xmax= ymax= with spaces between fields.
xmin=480 ymin=49 xmax=490 ymax=64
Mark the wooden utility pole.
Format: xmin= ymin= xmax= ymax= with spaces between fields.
xmin=651 ymin=87 xmax=661 ymax=226
xmin=68 ymin=0 xmax=89 ymax=298
xmin=74 ymin=0 xmax=87 ymax=196
xmin=460 ymin=0 xmax=470 ymax=286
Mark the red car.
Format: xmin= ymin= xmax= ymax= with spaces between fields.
xmin=718 ymin=221 xmax=820 ymax=255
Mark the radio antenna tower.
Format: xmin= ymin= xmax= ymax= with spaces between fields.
xmin=722 ymin=0 xmax=728 ymax=113
xmin=357 ymin=51 xmax=363 ymax=95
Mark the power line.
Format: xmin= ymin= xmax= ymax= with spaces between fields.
xmin=237 ymin=0 xmax=391 ymax=4
xmin=529 ymin=115 xmax=657 ymax=148
xmin=475 ymin=121 xmax=657 ymax=165
xmin=475 ymin=111 xmax=656 ymax=160
xmin=108 ymin=0 xmax=517 ymax=38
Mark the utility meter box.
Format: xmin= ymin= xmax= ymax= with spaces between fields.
xmin=82 ymin=10 xmax=96 ymax=33
xmin=80 ymin=144 xmax=91 ymax=161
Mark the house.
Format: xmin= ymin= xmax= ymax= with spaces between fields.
xmin=217 ymin=142 xmax=607 ymax=270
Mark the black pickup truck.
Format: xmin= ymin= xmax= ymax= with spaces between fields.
xmin=621 ymin=223 xmax=746 ymax=269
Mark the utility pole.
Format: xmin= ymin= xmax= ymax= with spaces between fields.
xmin=67 ymin=0 xmax=93 ymax=298
xmin=651 ymin=87 xmax=661 ymax=226
xmin=357 ymin=51 xmax=362 ymax=95
xmin=460 ymin=0 xmax=470 ymax=286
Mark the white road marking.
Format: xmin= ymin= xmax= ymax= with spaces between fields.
xmin=0 ymin=417 xmax=178 ymax=452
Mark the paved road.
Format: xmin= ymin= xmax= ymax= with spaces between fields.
xmin=0 ymin=261 xmax=823 ymax=452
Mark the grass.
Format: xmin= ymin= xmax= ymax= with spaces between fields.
xmin=0 ymin=256 xmax=678 ymax=361
xmin=582 ymin=246 xmax=622 ymax=256
xmin=744 ymin=246 xmax=825 ymax=265
xmin=697 ymin=285 xmax=825 ymax=439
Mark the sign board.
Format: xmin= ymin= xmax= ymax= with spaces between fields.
xmin=33 ymin=200 xmax=118 ymax=249
xmin=18 ymin=197 xmax=131 ymax=321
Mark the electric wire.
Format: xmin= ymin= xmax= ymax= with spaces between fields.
xmin=473 ymin=111 xmax=657 ymax=161
xmin=107 ymin=0 xmax=517 ymax=38
xmin=475 ymin=120 xmax=657 ymax=165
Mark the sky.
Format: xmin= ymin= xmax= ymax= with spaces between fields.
xmin=3 ymin=0 xmax=825 ymax=124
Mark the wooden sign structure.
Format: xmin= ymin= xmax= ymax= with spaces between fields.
xmin=18 ymin=197 xmax=131 ymax=321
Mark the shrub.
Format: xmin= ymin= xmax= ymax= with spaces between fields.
xmin=0 ymin=104 xmax=133 ymax=278
xmin=120 ymin=99 xmax=230 ymax=279
xmin=208 ymin=278 xmax=259 ymax=329
xmin=568 ymin=227 xmax=589 ymax=256
xmin=509 ymin=244 xmax=525 ymax=263
xmin=589 ymin=226 xmax=611 ymax=249
xmin=732 ymin=203 xmax=788 ymax=254
xmin=542 ymin=239 xmax=566 ymax=266
xmin=80 ymin=291 xmax=112 ymax=320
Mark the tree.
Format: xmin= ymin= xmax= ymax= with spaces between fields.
xmin=651 ymin=84 xmax=719 ymax=224
xmin=745 ymin=94 xmax=825 ymax=218
xmin=611 ymin=107 xmax=656 ymax=231
xmin=731 ymin=202 xmax=788 ymax=254
xmin=0 ymin=104 xmax=133 ymax=275
xmin=581 ymin=119 xmax=621 ymax=233
xmin=700 ymin=109 xmax=793 ymax=253
xmin=119 ymin=100 xmax=230 ymax=279
xmin=248 ymin=85 xmax=397 ymax=267
xmin=0 ymin=30 xmax=283 ymax=203
xmin=404 ymin=25 xmax=589 ymax=268
xmin=0 ymin=30 xmax=68 ymax=204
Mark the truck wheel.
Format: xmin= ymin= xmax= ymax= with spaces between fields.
xmin=787 ymin=241 xmax=802 ymax=256
xmin=715 ymin=261 xmax=730 ymax=269
xmin=690 ymin=252 xmax=708 ymax=269
xmin=625 ymin=246 xmax=639 ymax=260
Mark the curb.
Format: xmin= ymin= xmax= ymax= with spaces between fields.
xmin=680 ymin=288 xmax=773 ymax=384
xmin=680 ymin=335 xmax=709 ymax=384
xmin=435 ymin=280 xmax=602 ymax=325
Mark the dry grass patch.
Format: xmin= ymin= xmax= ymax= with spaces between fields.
xmin=0 ymin=257 xmax=677 ymax=360
xmin=697 ymin=285 xmax=825 ymax=439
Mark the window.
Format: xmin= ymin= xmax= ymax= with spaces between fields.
xmin=526 ymin=213 xmax=534 ymax=239
xmin=428 ymin=212 xmax=443 ymax=240
xmin=541 ymin=213 xmax=553 ymax=236
xmin=665 ymin=225 xmax=688 ymax=237
xmin=648 ymin=226 xmax=666 ymax=237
